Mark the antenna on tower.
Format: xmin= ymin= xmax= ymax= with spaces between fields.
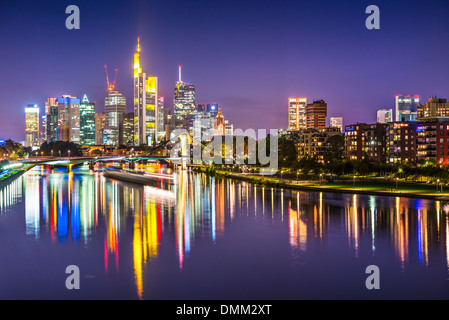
xmin=179 ymin=65 xmax=182 ymax=82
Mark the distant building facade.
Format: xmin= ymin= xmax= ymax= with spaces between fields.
xmin=25 ymin=104 xmax=40 ymax=148
xmin=80 ymin=95 xmax=96 ymax=145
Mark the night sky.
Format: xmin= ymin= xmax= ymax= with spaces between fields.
xmin=1 ymin=0 xmax=449 ymax=142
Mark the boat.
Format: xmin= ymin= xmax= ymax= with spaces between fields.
xmin=102 ymin=168 xmax=174 ymax=189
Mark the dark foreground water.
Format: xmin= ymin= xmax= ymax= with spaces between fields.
xmin=0 ymin=165 xmax=448 ymax=299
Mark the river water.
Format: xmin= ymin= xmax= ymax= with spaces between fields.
xmin=0 ymin=164 xmax=448 ymax=299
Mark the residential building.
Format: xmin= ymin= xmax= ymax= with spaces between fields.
xmin=417 ymin=97 xmax=449 ymax=119
xmin=386 ymin=122 xmax=417 ymax=164
xmin=377 ymin=108 xmax=393 ymax=124
xmin=306 ymin=100 xmax=327 ymax=129
xmin=288 ymin=97 xmax=307 ymax=131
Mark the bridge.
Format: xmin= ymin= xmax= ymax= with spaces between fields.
xmin=19 ymin=132 xmax=223 ymax=172
xmin=20 ymin=155 xmax=177 ymax=172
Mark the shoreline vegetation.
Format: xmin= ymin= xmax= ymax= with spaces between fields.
xmin=0 ymin=164 xmax=35 ymax=188
xmin=191 ymin=165 xmax=449 ymax=201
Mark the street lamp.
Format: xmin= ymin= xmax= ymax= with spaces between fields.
xmin=353 ymin=176 xmax=356 ymax=188
xmin=437 ymin=179 xmax=440 ymax=192
xmin=68 ymin=150 xmax=71 ymax=159
xmin=396 ymin=177 xmax=398 ymax=191
xmin=281 ymin=170 xmax=283 ymax=179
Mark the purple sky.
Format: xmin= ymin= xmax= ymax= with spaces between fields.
xmin=1 ymin=0 xmax=449 ymax=141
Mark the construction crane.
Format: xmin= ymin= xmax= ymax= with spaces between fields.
xmin=104 ymin=65 xmax=118 ymax=92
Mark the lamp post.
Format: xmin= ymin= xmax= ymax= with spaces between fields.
xmin=68 ymin=150 xmax=71 ymax=159
xmin=396 ymin=177 xmax=398 ymax=191
xmin=353 ymin=175 xmax=356 ymax=188
xmin=437 ymin=179 xmax=440 ymax=193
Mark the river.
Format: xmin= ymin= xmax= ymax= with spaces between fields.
xmin=0 ymin=164 xmax=448 ymax=299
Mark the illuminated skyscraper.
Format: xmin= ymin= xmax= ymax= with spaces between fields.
xmin=105 ymin=90 xmax=126 ymax=146
xmin=133 ymin=37 xmax=159 ymax=146
xmin=25 ymin=104 xmax=40 ymax=148
xmin=57 ymin=95 xmax=80 ymax=143
xmin=122 ymin=112 xmax=134 ymax=146
xmin=95 ymin=113 xmax=106 ymax=145
xmin=44 ymin=97 xmax=58 ymax=143
xmin=288 ymin=98 xmax=307 ymax=131
xmin=157 ymin=96 xmax=165 ymax=143
xmin=174 ymin=66 xmax=195 ymax=121
xmin=79 ymin=94 xmax=96 ymax=145
xmin=395 ymin=95 xmax=419 ymax=121
xmin=214 ymin=106 xmax=225 ymax=136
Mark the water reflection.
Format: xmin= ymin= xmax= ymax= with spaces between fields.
xmin=13 ymin=165 xmax=449 ymax=298
xmin=0 ymin=175 xmax=22 ymax=215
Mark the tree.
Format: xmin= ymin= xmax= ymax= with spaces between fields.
xmin=40 ymin=141 xmax=83 ymax=157
xmin=278 ymin=137 xmax=298 ymax=169
xmin=323 ymin=135 xmax=345 ymax=164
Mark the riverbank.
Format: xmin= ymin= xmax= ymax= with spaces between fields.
xmin=191 ymin=166 xmax=449 ymax=201
xmin=0 ymin=164 xmax=35 ymax=188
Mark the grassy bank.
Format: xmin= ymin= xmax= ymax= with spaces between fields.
xmin=191 ymin=165 xmax=449 ymax=200
xmin=0 ymin=164 xmax=35 ymax=188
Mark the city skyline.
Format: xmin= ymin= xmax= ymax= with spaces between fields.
xmin=1 ymin=0 xmax=449 ymax=142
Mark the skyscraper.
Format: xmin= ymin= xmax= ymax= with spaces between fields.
xmin=79 ymin=94 xmax=96 ymax=145
xmin=95 ymin=112 xmax=106 ymax=145
xmin=157 ymin=96 xmax=165 ymax=143
xmin=329 ymin=117 xmax=343 ymax=132
xmin=206 ymin=103 xmax=219 ymax=118
xmin=105 ymin=90 xmax=126 ymax=146
xmin=377 ymin=108 xmax=393 ymax=123
xmin=214 ymin=106 xmax=225 ymax=136
xmin=57 ymin=95 xmax=80 ymax=143
xmin=306 ymin=100 xmax=327 ymax=129
xmin=133 ymin=37 xmax=159 ymax=146
xmin=44 ymin=97 xmax=58 ymax=143
xmin=122 ymin=112 xmax=134 ymax=146
xmin=174 ymin=66 xmax=196 ymax=121
xmin=395 ymin=95 xmax=419 ymax=121
xmin=25 ymin=104 xmax=40 ymax=148
xmin=288 ymin=98 xmax=307 ymax=131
